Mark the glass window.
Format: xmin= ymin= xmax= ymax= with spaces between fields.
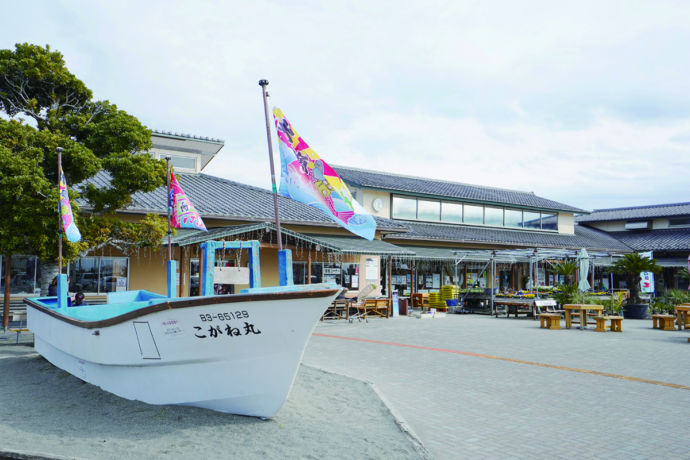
xmin=190 ymin=259 xmax=200 ymax=296
xmin=484 ymin=207 xmax=503 ymax=226
xmin=441 ymin=202 xmax=462 ymax=223
xmin=523 ymin=211 xmax=541 ymax=229
xmin=98 ymin=257 xmax=129 ymax=293
xmin=70 ymin=256 xmax=129 ymax=294
xmin=0 ymin=256 xmax=39 ymax=294
xmin=71 ymin=257 xmax=100 ymax=293
xmin=310 ymin=263 xmax=323 ymax=284
xmin=504 ymin=209 xmax=523 ymax=228
xmin=541 ymin=213 xmax=558 ymax=231
xmin=292 ymin=262 xmax=307 ymax=285
xmin=168 ymin=154 xmax=197 ymax=171
xmin=463 ymin=204 xmax=483 ymax=224
xmin=417 ymin=199 xmax=440 ymax=221
xmin=321 ymin=263 xmax=342 ymax=285
xmin=341 ymin=263 xmax=358 ymax=290
xmin=669 ymin=217 xmax=690 ymax=227
xmin=392 ymin=196 xmax=417 ymax=220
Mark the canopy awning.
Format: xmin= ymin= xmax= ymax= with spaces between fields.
xmin=655 ymin=257 xmax=690 ymax=267
xmin=396 ymin=246 xmax=458 ymax=261
xmin=451 ymin=248 xmax=625 ymax=265
xmin=171 ymin=222 xmax=413 ymax=256
xmin=303 ymin=234 xmax=414 ymax=256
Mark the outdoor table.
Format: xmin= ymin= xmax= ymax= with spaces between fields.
xmin=563 ymin=304 xmax=604 ymax=330
xmin=673 ymin=304 xmax=690 ymax=330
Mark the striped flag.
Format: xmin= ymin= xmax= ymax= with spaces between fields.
xmin=170 ymin=172 xmax=207 ymax=231
xmin=59 ymin=171 xmax=81 ymax=243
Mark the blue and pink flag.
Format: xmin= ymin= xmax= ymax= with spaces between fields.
xmin=272 ymin=108 xmax=376 ymax=240
xmin=170 ymin=172 xmax=207 ymax=231
xmin=59 ymin=171 xmax=81 ymax=243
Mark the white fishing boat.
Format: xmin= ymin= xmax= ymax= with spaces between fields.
xmin=26 ymin=146 xmax=341 ymax=418
xmin=25 ymin=283 xmax=340 ymax=418
xmin=25 ymin=84 xmax=369 ymax=418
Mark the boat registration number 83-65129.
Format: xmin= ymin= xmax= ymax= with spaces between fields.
xmin=199 ymin=311 xmax=249 ymax=322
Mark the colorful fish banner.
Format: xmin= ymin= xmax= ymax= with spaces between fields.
xmin=59 ymin=171 xmax=81 ymax=243
xmin=170 ymin=172 xmax=207 ymax=231
xmin=272 ymin=108 xmax=376 ymax=241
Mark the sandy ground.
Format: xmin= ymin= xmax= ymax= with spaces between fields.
xmin=0 ymin=340 xmax=425 ymax=459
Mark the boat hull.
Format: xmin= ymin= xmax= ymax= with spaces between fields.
xmin=26 ymin=287 xmax=340 ymax=417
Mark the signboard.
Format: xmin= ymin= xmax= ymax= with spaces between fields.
xmin=639 ymin=251 xmax=654 ymax=294
xmin=351 ymin=274 xmax=359 ymax=288
xmin=365 ymin=258 xmax=378 ymax=281
xmin=214 ymin=267 xmax=249 ymax=284
xmin=432 ymin=273 xmax=440 ymax=289
xmin=640 ymin=271 xmax=654 ymax=293
xmin=115 ymin=276 xmax=127 ymax=292
xmin=391 ymin=292 xmax=399 ymax=317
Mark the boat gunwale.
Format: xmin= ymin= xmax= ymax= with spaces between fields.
xmin=24 ymin=288 xmax=340 ymax=329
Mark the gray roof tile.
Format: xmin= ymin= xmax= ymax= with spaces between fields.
xmin=605 ymin=228 xmax=690 ymax=251
xmin=333 ymin=165 xmax=586 ymax=213
xmin=80 ymin=171 xmax=407 ymax=232
xmin=383 ymin=221 xmax=630 ymax=252
xmin=576 ymin=202 xmax=690 ymax=223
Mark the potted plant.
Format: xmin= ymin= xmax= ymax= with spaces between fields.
xmin=611 ymin=253 xmax=661 ymax=319
xmin=603 ymin=291 xmax=626 ymax=316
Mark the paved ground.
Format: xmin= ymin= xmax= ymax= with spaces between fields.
xmin=304 ymin=314 xmax=690 ymax=459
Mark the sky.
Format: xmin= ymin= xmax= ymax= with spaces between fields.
xmin=2 ymin=0 xmax=689 ymax=211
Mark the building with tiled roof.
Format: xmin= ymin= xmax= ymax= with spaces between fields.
xmin=3 ymin=129 xmax=647 ymax=303
xmin=576 ymin=203 xmax=690 ymax=291
xmin=335 ymin=165 xmax=586 ymax=214
xmin=329 ymin=165 xmax=627 ymax=292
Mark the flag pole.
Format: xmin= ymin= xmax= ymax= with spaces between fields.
xmin=57 ymin=147 xmax=64 ymax=274
xmin=165 ymin=156 xmax=177 ymax=297
xmin=259 ymin=79 xmax=283 ymax=251
xmin=166 ymin=156 xmax=172 ymax=261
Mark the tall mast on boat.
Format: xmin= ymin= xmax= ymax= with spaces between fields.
xmin=165 ymin=156 xmax=177 ymax=297
xmin=57 ymin=147 xmax=64 ymax=274
xmin=166 ymin=156 xmax=172 ymax=260
xmin=259 ymin=79 xmax=283 ymax=251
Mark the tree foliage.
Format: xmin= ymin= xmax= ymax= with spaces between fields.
xmin=551 ymin=260 xmax=578 ymax=285
xmin=0 ymin=43 xmax=167 ymax=271
xmin=612 ymin=253 xmax=661 ymax=305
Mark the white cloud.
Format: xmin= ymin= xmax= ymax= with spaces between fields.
xmin=1 ymin=0 xmax=689 ymax=211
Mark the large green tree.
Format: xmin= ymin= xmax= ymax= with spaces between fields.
xmin=612 ymin=253 xmax=661 ymax=304
xmin=0 ymin=43 xmax=167 ymax=306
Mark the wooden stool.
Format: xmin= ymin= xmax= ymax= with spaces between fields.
xmin=539 ymin=313 xmax=561 ymax=330
xmin=608 ymin=316 xmax=623 ymax=332
xmin=594 ymin=316 xmax=607 ymax=332
xmin=652 ymin=314 xmax=676 ymax=331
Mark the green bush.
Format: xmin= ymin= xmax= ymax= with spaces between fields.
xmin=553 ymin=284 xmax=578 ymax=307
xmin=651 ymin=290 xmax=690 ymax=314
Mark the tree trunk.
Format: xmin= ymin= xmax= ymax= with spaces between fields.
xmin=40 ymin=260 xmax=60 ymax=296
xmin=3 ymin=255 xmax=10 ymax=329
xmin=627 ymin=273 xmax=642 ymax=304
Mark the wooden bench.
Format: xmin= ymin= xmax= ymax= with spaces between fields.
xmin=594 ymin=316 xmax=623 ymax=332
xmin=362 ymin=298 xmax=390 ymax=318
xmin=652 ymin=314 xmax=676 ymax=331
xmin=321 ymin=299 xmax=349 ymax=321
xmin=539 ymin=313 xmax=561 ymax=330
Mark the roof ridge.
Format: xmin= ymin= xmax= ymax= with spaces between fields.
xmin=332 ymin=164 xmax=536 ymax=196
xmin=592 ymin=202 xmax=690 ymax=212
xmin=152 ymin=129 xmax=224 ymax=144
xmin=196 ymin=173 xmax=274 ymax=196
